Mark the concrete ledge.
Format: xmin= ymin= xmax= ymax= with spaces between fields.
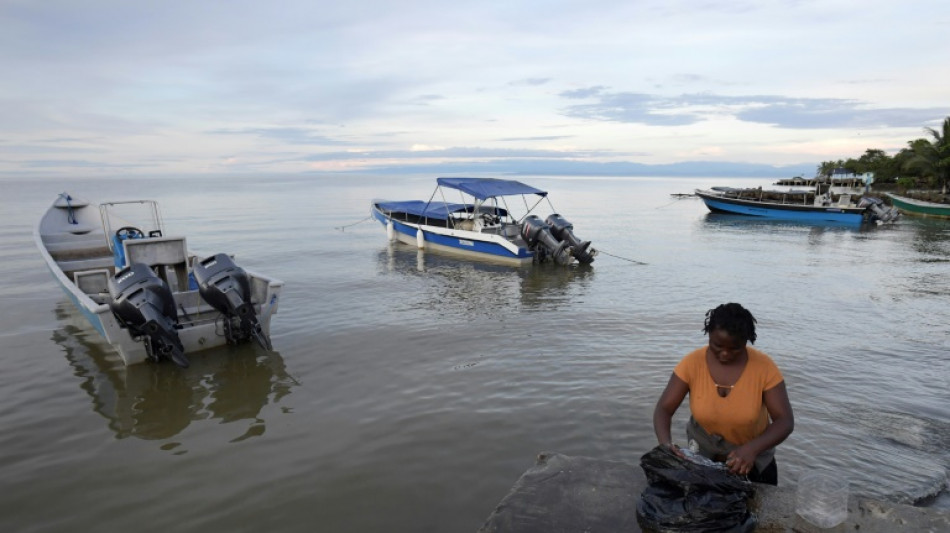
xmin=478 ymin=452 xmax=950 ymax=532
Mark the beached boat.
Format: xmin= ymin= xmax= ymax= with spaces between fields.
xmin=884 ymin=193 xmax=950 ymax=219
xmin=371 ymin=177 xmax=596 ymax=266
xmin=695 ymin=187 xmax=899 ymax=224
xmin=34 ymin=193 xmax=283 ymax=367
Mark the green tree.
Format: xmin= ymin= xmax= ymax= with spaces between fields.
xmin=857 ymin=149 xmax=890 ymax=176
xmin=903 ymin=117 xmax=950 ymax=193
xmin=816 ymin=160 xmax=843 ymax=177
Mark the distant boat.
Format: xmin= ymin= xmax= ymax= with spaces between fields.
xmin=695 ymin=187 xmax=899 ymax=224
xmin=372 ymin=177 xmax=596 ymax=266
xmin=35 ymin=193 xmax=283 ymax=367
xmin=884 ymin=193 xmax=950 ymax=219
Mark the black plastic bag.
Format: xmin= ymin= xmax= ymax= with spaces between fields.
xmin=636 ymin=445 xmax=757 ymax=532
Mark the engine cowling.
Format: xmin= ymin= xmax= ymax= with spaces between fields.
xmin=192 ymin=253 xmax=272 ymax=350
xmin=546 ymin=214 xmax=596 ymax=264
xmin=521 ymin=215 xmax=571 ymax=265
xmin=108 ymin=263 xmax=188 ymax=367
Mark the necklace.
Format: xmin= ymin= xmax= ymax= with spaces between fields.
xmin=715 ymin=382 xmax=735 ymax=397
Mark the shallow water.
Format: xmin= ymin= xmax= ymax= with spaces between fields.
xmin=2 ymin=174 xmax=947 ymax=532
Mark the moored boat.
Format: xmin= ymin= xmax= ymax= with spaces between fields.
xmin=34 ymin=193 xmax=283 ymax=367
xmin=695 ymin=186 xmax=898 ymax=224
xmin=884 ymin=193 xmax=950 ymax=219
xmin=371 ymin=177 xmax=596 ymax=266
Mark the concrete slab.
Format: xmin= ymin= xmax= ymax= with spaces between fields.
xmin=478 ymin=451 xmax=950 ymax=532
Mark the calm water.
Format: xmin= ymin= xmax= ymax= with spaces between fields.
xmin=1 ymin=174 xmax=947 ymax=532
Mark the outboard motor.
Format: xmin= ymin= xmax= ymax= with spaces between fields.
xmin=858 ymin=197 xmax=900 ymax=223
xmin=192 ymin=253 xmax=271 ymax=350
xmin=109 ymin=263 xmax=188 ymax=367
xmin=521 ymin=215 xmax=572 ymax=265
xmin=546 ymin=214 xmax=596 ymax=264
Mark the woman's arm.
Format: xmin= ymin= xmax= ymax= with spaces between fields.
xmin=653 ymin=372 xmax=689 ymax=447
xmin=727 ymin=381 xmax=794 ymax=474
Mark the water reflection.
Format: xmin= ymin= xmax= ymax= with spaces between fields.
xmin=700 ymin=212 xmax=871 ymax=232
xmin=52 ymin=301 xmax=296 ymax=442
xmin=376 ymin=243 xmax=593 ymax=315
xmin=903 ymin=217 xmax=950 ymax=258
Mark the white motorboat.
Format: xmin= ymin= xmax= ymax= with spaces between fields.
xmin=34 ymin=193 xmax=283 ymax=367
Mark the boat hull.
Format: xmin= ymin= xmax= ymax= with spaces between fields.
xmin=372 ymin=205 xmax=534 ymax=266
xmin=696 ymin=191 xmax=866 ymax=223
xmin=885 ymin=193 xmax=950 ymax=219
xmin=35 ymin=194 xmax=283 ymax=366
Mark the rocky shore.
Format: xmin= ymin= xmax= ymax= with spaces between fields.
xmin=478 ymin=452 xmax=950 ymax=532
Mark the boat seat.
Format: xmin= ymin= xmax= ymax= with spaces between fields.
xmin=122 ymin=236 xmax=191 ymax=292
xmin=60 ymin=257 xmax=116 ymax=278
xmin=457 ymin=219 xmax=476 ymax=231
xmin=500 ymin=224 xmax=521 ymax=238
xmin=47 ymin=243 xmax=113 ymax=262
xmin=838 ymin=194 xmax=852 ymax=207
xmin=73 ymin=269 xmax=111 ymax=297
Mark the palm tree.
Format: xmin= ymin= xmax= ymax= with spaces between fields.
xmin=903 ymin=116 xmax=950 ymax=194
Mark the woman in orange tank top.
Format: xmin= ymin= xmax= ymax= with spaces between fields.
xmin=652 ymin=303 xmax=794 ymax=485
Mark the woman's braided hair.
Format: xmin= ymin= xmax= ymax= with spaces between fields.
xmin=703 ymin=303 xmax=757 ymax=344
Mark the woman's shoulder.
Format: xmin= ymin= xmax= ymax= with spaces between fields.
xmin=673 ymin=346 xmax=708 ymax=379
xmin=681 ymin=346 xmax=707 ymax=364
xmin=747 ymin=346 xmax=778 ymax=366
xmin=747 ymin=346 xmax=784 ymax=382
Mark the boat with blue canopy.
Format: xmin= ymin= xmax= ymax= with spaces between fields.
xmin=371 ymin=177 xmax=596 ymax=266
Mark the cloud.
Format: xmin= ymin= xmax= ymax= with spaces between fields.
xmin=21 ymin=159 xmax=152 ymax=169
xmin=560 ymin=86 xmax=609 ymax=99
xmin=497 ymin=135 xmax=574 ymax=142
xmin=2 ymin=2 xmax=949 ymax=176
xmin=560 ymin=89 xmax=950 ymax=129
xmin=210 ymin=127 xmax=352 ymax=146
xmin=509 ymin=78 xmax=551 ymax=86
xmin=302 ymin=157 xmax=809 ymax=178
xmin=561 ymin=91 xmax=701 ymax=126
xmin=301 ymin=146 xmax=619 ymax=162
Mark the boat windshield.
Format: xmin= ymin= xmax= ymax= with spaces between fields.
xmin=99 ymin=200 xmax=164 ymax=247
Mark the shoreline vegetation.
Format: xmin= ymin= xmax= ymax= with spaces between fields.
xmin=812 ymin=116 xmax=950 ymax=205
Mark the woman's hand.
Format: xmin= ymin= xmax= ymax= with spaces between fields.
xmin=661 ymin=441 xmax=686 ymax=459
xmin=725 ymin=445 xmax=757 ymax=476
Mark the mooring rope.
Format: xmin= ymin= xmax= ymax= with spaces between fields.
xmin=596 ymin=249 xmax=648 ymax=265
xmin=59 ymin=192 xmax=78 ymax=224
xmin=655 ymin=194 xmax=697 ymax=209
xmin=335 ymin=215 xmax=373 ymax=231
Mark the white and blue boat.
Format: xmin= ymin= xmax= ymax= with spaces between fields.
xmin=372 ymin=177 xmax=596 ymax=266
xmin=35 ymin=193 xmax=283 ymax=367
xmin=695 ymin=186 xmax=898 ymax=224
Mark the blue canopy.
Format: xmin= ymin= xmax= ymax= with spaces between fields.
xmin=377 ymin=200 xmax=472 ymax=220
xmin=437 ymin=177 xmax=547 ymax=200
xmin=377 ymin=200 xmax=509 ymax=221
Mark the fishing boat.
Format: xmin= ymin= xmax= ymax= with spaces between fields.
xmin=34 ymin=193 xmax=283 ymax=367
xmin=884 ymin=193 xmax=950 ymax=219
xmin=371 ymin=177 xmax=596 ymax=266
xmin=695 ymin=186 xmax=899 ymax=224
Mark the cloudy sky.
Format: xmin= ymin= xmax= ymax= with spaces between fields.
xmin=2 ymin=0 xmax=948 ymax=178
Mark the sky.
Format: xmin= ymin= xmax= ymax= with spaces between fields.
xmin=2 ymin=0 xmax=949 ymax=178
